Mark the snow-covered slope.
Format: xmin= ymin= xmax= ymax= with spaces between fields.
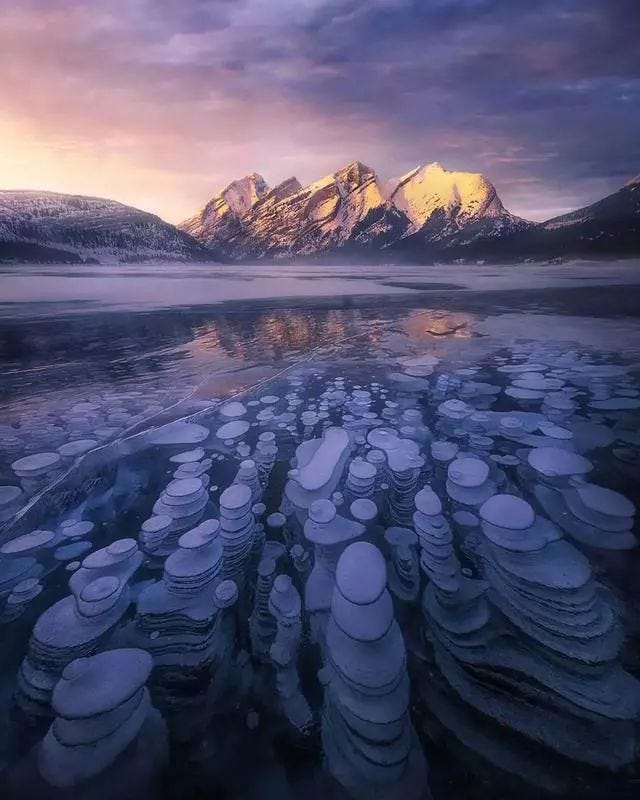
xmin=542 ymin=174 xmax=640 ymax=232
xmin=0 ymin=190 xmax=214 ymax=263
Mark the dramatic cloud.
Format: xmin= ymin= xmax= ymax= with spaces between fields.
xmin=0 ymin=0 xmax=638 ymax=221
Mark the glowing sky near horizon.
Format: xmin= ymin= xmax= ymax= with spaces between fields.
xmin=0 ymin=0 xmax=638 ymax=223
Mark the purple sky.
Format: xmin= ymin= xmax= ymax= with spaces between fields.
xmin=0 ymin=0 xmax=638 ymax=222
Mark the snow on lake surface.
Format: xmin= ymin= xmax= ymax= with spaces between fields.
xmin=1 ymin=259 xmax=640 ymax=315
xmin=0 ymin=260 xmax=639 ymax=800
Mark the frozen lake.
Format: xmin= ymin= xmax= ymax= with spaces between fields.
xmin=2 ymin=259 xmax=640 ymax=316
xmin=0 ymin=260 xmax=639 ymax=800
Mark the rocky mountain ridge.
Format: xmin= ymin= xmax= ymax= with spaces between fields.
xmin=181 ymin=160 xmax=528 ymax=260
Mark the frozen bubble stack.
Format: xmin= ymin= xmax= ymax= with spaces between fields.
xmin=446 ymin=456 xmax=496 ymax=511
xmin=131 ymin=524 xmax=240 ymax=740
xmin=139 ymin=514 xmax=173 ymax=556
xmin=413 ymin=487 xmax=460 ymax=594
xmin=290 ymin=542 xmax=312 ymax=581
xmin=11 ymin=451 xmax=63 ymax=495
xmin=432 ymin=372 xmax=461 ymax=403
xmin=170 ymin=447 xmax=206 ymax=466
xmin=58 ymin=518 xmax=95 ymax=543
xmin=478 ymin=494 xmax=617 ymax=661
xmin=505 ymin=370 xmax=564 ymax=405
xmin=436 ymin=399 xmax=473 ymax=439
xmin=172 ymin=450 xmax=212 ymax=484
xmin=367 ymin=429 xmax=424 ymax=526
xmin=2 ymin=576 xmax=44 ymax=623
xmin=219 ymin=484 xmax=255 ymax=583
xmin=416 ymin=485 xmax=491 ymax=659
xmin=303 ymin=499 xmax=364 ymax=643
xmin=543 ymin=392 xmax=576 ymax=423
xmin=381 ymin=401 xmax=400 ymax=423
xmin=473 ymin=493 xmax=640 ymax=768
xmin=233 ymin=459 xmax=262 ymax=504
xmin=36 ymin=648 xmax=167 ymax=793
xmin=253 ymin=431 xmax=278 ymax=487
xmin=429 ymin=440 xmax=458 ymax=494
xmin=249 ymin=556 xmax=278 ymax=662
xmin=321 ymin=542 xmax=427 ymax=800
xmin=365 ymin=449 xmax=387 ymax=489
xmin=152 ymin=476 xmax=209 ymax=547
xmin=69 ymin=539 xmax=142 ymax=601
xmin=527 ymin=446 xmax=593 ymax=524
xmin=345 ymin=458 xmax=377 ymax=503
xmin=0 ymin=530 xmax=53 ymax=617
xmin=0 ymin=426 xmax=25 ymax=463
xmin=268 ymin=574 xmax=312 ymax=732
xmin=16 ymin=575 xmax=131 ymax=718
xmin=134 ymin=520 xmax=225 ymax=665
xmin=556 ymin=483 xmax=637 ymax=549
xmin=346 ymin=389 xmax=372 ymax=417
xmin=383 ymin=527 xmax=420 ymax=605
xmin=398 ymin=408 xmax=430 ymax=446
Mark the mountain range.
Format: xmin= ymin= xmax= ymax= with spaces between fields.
xmin=1 ymin=163 xmax=638 ymax=264
xmin=179 ymin=161 xmax=531 ymax=261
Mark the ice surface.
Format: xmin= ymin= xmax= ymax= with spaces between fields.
xmin=1 ymin=316 xmax=640 ymax=798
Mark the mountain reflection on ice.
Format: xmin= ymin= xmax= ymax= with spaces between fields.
xmin=0 ymin=304 xmax=478 ymax=486
xmin=1 ymin=320 xmax=639 ymax=800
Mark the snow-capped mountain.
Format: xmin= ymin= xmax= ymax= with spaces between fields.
xmin=179 ymin=173 xmax=269 ymax=251
xmin=181 ymin=160 xmax=526 ymax=261
xmin=385 ymin=161 xmax=511 ymax=232
xmin=385 ymin=162 xmax=531 ymax=261
xmin=0 ymin=190 xmax=214 ymax=264
xmin=180 ymin=162 xmax=409 ymax=259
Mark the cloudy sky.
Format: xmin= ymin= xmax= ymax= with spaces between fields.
xmin=1 ymin=0 xmax=638 ymax=222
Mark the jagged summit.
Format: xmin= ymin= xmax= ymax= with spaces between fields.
xmin=222 ymin=173 xmax=269 ymax=217
xmin=335 ymin=160 xmax=375 ymax=180
xmin=179 ymin=172 xmax=269 ymax=248
xmin=384 ymin=162 xmax=509 ymax=232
